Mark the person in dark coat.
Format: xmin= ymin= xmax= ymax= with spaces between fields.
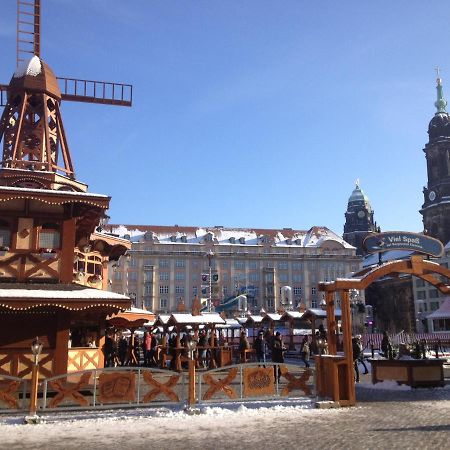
xmin=253 ymin=330 xmax=266 ymax=365
xmin=143 ymin=331 xmax=152 ymax=366
xmin=118 ymin=334 xmax=128 ymax=366
xmin=272 ymin=331 xmax=285 ymax=381
xmin=352 ymin=335 xmax=362 ymax=382
xmin=103 ymin=333 xmax=116 ymax=367
xmin=381 ymin=331 xmax=393 ymax=359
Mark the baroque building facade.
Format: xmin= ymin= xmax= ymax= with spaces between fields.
xmin=421 ymin=75 xmax=450 ymax=245
xmin=106 ymin=224 xmax=361 ymax=314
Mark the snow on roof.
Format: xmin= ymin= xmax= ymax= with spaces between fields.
xmin=427 ymin=298 xmax=450 ymax=319
xmin=282 ymin=311 xmax=305 ymax=319
xmin=264 ymin=313 xmax=282 ymax=321
xmin=246 ymin=315 xmax=265 ymax=324
xmin=363 ymin=250 xmax=413 ymax=267
xmin=106 ymin=224 xmax=354 ymax=249
xmin=0 ymin=185 xmax=108 ymax=199
xmin=303 ymin=308 xmax=342 ymax=318
xmin=169 ymin=313 xmax=225 ymax=325
xmin=0 ymin=284 xmax=129 ymax=300
xmin=14 ymin=55 xmax=42 ymax=78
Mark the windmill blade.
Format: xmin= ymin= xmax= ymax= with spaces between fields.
xmin=17 ymin=0 xmax=41 ymax=66
xmin=58 ymin=77 xmax=133 ymax=107
xmin=0 ymin=84 xmax=8 ymax=107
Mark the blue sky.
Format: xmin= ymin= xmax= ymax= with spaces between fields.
xmin=1 ymin=1 xmax=448 ymax=235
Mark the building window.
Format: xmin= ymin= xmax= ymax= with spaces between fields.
xmin=222 ymin=261 xmax=229 ymax=268
xmin=239 ymin=237 xmax=245 ymax=244
xmin=248 ymin=261 xmax=259 ymax=269
xmin=159 ymin=272 xmax=169 ymax=281
xmin=279 ymin=273 xmax=288 ymax=282
xmin=159 ymin=285 xmax=169 ymax=294
xmin=429 ymin=289 xmax=439 ymax=299
xmin=114 ymin=271 xmax=122 ymax=281
xmin=159 ymin=260 xmax=170 ymax=268
xmin=234 ymin=261 xmax=245 ymax=270
xmin=175 ymin=259 xmax=185 ymax=268
xmin=175 ymin=272 xmax=185 ymax=281
xmin=129 ymin=272 xmax=138 ymax=281
xmin=431 ymin=301 xmax=440 ymax=311
xmin=267 ymin=298 xmax=274 ymax=309
xmin=0 ymin=220 xmax=11 ymax=248
xmin=160 ymin=298 xmax=168 ymax=309
xmin=278 ymin=261 xmax=288 ymax=270
xmin=144 ymin=285 xmax=152 ymax=295
xmin=311 ymin=287 xmax=316 ymax=295
xmin=223 ymin=286 xmax=228 ymax=296
xmin=415 ymin=278 xmax=425 ymax=288
xmin=293 ymin=274 xmax=302 ymax=282
xmin=129 ymin=258 xmax=137 ymax=268
xmin=144 ymin=271 xmax=153 ymax=282
xmin=249 ymin=273 xmax=260 ymax=282
xmin=292 ymin=262 xmax=302 ymax=271
xmin=39 ymin=223 xmax=60 ymax=249
xmin=293 ymin=287 xmax=302 ymax=296
xmin=266 ymin=286 xmax=274 ymax=295
xmin=265 ymin=273 xmax=274 ymax=283
xmin=417 ymin=291 xmax=427 ymax=300
xmin=175 ymin=286 xmax=185 ymax=294
xmin=193 ymin=286 xmax=198 ymax=295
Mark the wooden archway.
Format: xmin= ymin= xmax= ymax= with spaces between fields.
xmin=317 ymin=255 xmax=450 ymax=406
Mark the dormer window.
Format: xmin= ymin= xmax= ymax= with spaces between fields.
xmin=144 ymin=231 xmax=154 ymax=241
xmin=286 ymin=238 xmax=292 ymax=245
xmin=0 ymin=220 xmax=11 ymax=249
xmin=295 ymin=238 xmax=302 ymax=245
xmin=181 ymin=235 xmax=187 ymax=243
xmin=260 ymin=236 xmax=268 ymax=244
xmin=239 ymin=237 xmax=245 ymax=244
xmin=229 ymin=237 xmax=235 ymax=244
xmin=205 ymin=232 xmax=213 ymax=242
xmin=170 ymin=235 xmax=177 ymax=242
xmin=39 ymin=223 xmax=60 ymax=250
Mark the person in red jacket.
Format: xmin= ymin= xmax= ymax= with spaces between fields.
xmin=143 ymin=331 xmax=152 ymax=366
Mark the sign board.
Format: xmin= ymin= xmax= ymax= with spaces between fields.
xmin=363 ymin=232 xmax=444 ymax=258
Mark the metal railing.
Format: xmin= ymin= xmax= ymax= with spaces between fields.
xmin=0 ymin=375 xmax=29 ymax=412
xmin=41 ymin=367 xmax=187 ymax=412
xmin=197 ymin=362 xmax=315 ymax=404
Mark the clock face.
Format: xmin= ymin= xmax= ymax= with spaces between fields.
xmin=357 ymin=210 xmax=365 ymax=219
xmin=429 ymin=190 xmax=436 ymax=201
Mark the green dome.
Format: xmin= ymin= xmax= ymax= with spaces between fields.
xmin=348 ymin=183 xmax=370 ymax=205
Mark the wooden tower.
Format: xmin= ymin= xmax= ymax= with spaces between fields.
xmin=0 ymin=0 xmax=132 ymax=378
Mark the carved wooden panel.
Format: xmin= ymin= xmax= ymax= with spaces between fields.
xmin=203 ymin=367 xmax=238 ymax=400
xmin=142 ymin=371 xmax=180 ymax=402
xmin=48 ymin=372 xmax=92 ymax=408
xmin=0 ymin=380 xmax=21 ymax=409
xmin=242 ymin=367 xmax=275 ymax=397
xmin=97 ymin=371 xmax=136 ymax=404
xmin=0 ymin=351 xmax=53 ymax=379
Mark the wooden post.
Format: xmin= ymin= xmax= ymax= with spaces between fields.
xmin=340 ymin=289 xmax=356 ymax=405
xmin=29 ymin=362 xmax=39 ymax=416
xmin=325 ymin=291 xmax=337 ymax=355
xmin=188 ymin=358 xmax=196 ymax=407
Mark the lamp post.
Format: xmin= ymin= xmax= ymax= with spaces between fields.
xmin=25 ymin=336 xmax=43 ymax=424
xmin=205 ymin=250 xmax=214 ymax=312
xmin=185 ymin=336 xmax=199 ymax=413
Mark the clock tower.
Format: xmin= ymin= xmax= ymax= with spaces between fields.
xmin=420 ymin=74 xmax=450 ymax=245
xmin=343 ymin=181 xmax=378 ymax=255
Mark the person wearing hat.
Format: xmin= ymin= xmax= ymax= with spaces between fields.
xmin=253 ymin=330 xmax=267 ymax=366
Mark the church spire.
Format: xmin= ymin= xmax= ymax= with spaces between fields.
xmin=434 ymin=67 xmax=447 ymax=114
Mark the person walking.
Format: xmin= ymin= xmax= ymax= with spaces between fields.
xmin=355 ymin=335 xmax=368 ymax=374
xmin=300 ymin=336 xmax=310 ymax=368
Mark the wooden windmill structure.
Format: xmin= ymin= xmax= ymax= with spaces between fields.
xmin=0 ymin=0 xmax=133 ymax=379
xmin=0 ymin=0 xmax=132 ymax=183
